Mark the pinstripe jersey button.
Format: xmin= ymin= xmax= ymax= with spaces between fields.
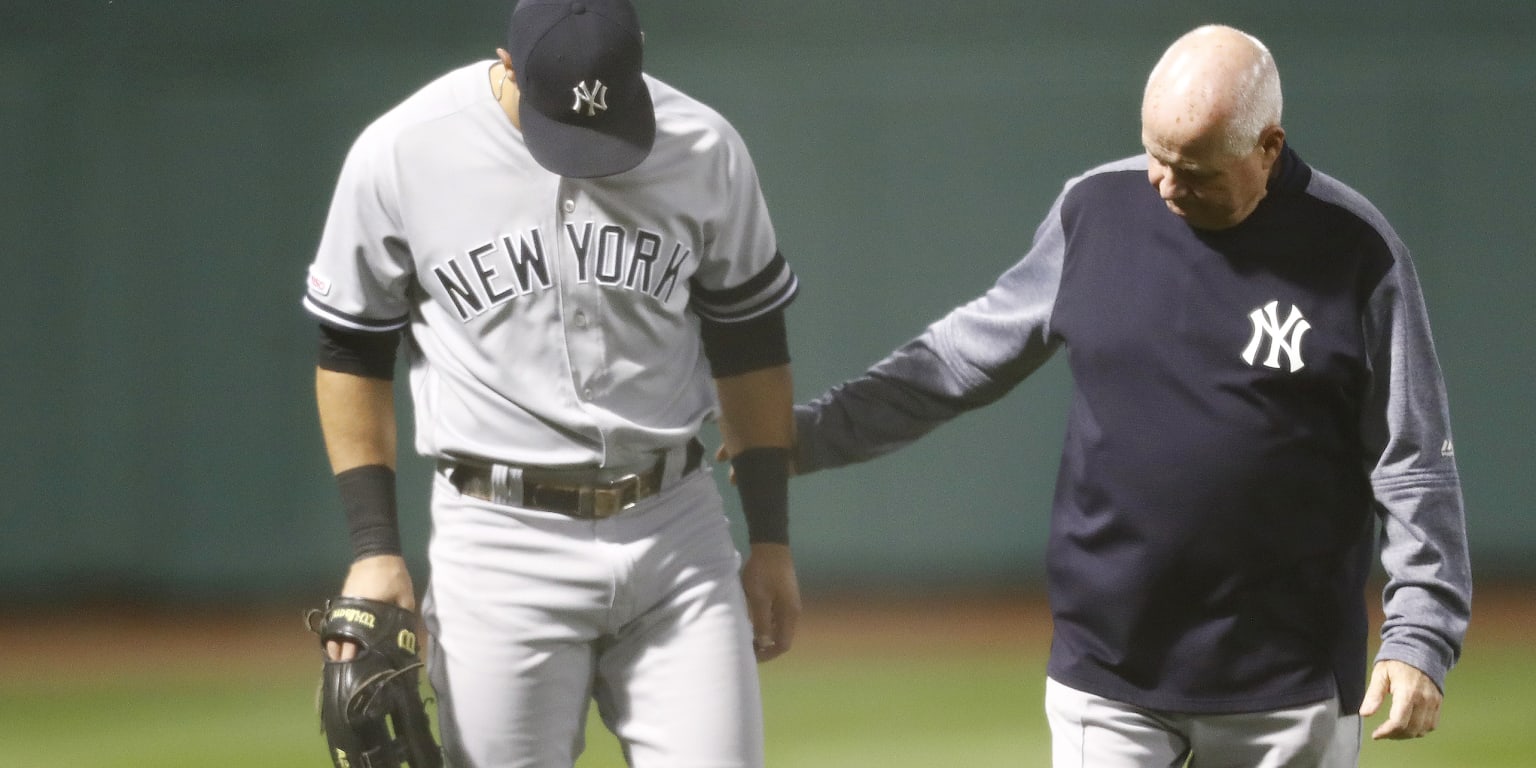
xmin=562 ymin=199 xmax=575 ymax=214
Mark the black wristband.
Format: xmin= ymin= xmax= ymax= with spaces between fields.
xmin=731 ymin=447 xmax=790 ymax=544
xmin=335 ymin=464 xmax=402 ymax=560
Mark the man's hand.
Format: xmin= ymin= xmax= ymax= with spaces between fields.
xmin=740 ymin=542 xmax=800 ymax=662
xmin=1359 ymin=659 xmax=1442 ymax=740
xmin=329 ymin=553 xmax=417 ymax=661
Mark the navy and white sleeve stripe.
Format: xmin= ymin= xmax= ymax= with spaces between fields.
xmin=303 ymin=295 xmax=410 ymax=333
xmin=690 ymin=251 xmax=799 ymax=323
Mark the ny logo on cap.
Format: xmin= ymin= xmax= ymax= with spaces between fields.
xmin=571 ymin=80 xmax=609 ymax=116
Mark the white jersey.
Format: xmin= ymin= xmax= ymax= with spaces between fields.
xmin=303 ymin=61 xmax=797 ymax=468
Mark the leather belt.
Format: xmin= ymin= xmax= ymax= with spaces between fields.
xmin=441 ymin=439 xmax=705 ymax=519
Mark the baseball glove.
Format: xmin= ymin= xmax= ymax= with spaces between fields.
xmin=306 ymin=596 xmax=443 ymax=768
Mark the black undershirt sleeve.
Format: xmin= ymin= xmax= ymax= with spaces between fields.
xmin=317 ymin=323 xmax=401 ymax=380
xmin=699 ymin=309 xmax=790 ymax=377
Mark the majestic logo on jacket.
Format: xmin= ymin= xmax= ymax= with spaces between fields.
xmin=1242 ymin=300 xmax=1310 ymax=372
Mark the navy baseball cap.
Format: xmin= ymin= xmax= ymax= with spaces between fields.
xmin=509 ymin=0 xmax=656 ymax=178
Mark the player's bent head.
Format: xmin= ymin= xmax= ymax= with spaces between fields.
xmin=508 ymin=0 xmax=656 ymax=179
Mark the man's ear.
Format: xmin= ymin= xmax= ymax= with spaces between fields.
xmin=1259 ymin=125 xmax=1286 ymax=163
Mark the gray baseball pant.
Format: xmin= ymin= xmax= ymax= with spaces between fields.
xmin=1045 ymin=676 xmax=1362 ymax=767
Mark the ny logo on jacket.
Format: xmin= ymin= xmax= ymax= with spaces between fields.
xmin=1242 ymin=300 xmax=1310 ymax=372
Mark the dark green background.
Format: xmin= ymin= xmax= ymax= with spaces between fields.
xmin=3 ymin=1 xmax=1531 ymax=601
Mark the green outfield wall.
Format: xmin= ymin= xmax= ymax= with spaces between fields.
xmin=2 ymin=1 xmax=1532 ymax=600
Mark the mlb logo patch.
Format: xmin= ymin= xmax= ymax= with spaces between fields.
xmin=308 ymin=269 xmax=333 ymax=297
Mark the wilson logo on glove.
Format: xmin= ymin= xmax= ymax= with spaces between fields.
xmin=307 ymin=596 xmax=443 ymax=768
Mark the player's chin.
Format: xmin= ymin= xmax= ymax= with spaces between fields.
xmin=1163 ymin=199 xmax=1193 ymax=218
xmin=1165 ymin=201 xmax=1226 ymax=230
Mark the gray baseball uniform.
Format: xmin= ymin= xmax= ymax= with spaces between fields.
xmin=304 ymin=64 xmax=791 ymax=468
xmin=303 ymin=58 xmax=796 ymax=766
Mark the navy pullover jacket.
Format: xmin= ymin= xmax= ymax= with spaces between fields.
xmin=796 ymin=145 xmax=1471 ymax=714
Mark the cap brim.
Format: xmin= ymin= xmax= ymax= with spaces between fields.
xmin=519 ymin=84 xmax=655 ymax=179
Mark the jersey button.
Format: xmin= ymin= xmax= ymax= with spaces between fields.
xmin=574 ymin=310 xmax=588 ymax=328
xmin=582 ymin=387 xmax=594 ymax=400
xmin=562 ymin=199 xmax=575 ymax=214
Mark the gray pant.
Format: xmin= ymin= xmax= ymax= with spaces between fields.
xmin=423 ymin=470 xmax=763 ymax=768
xmin=1045 ymin=677 xmax=1362 ymax=768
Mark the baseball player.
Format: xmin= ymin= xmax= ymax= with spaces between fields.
xmin=791 ymin=25 xmax=1470 ymax=767
xmin=301 ymin=1 xmax=801 ymax=766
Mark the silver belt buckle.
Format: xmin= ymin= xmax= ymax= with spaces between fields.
xmin=582 ymin=473 xmax=642 ymax=518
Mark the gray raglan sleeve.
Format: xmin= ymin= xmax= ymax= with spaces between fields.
xmin=794 ymin=194 xmax=1067 ymax=473
xmin=1360 ymin=239 xmax=1472 ymax=691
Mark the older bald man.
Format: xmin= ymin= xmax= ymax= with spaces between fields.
xmin=790 ymin=24 xmax=1470 ymax=767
